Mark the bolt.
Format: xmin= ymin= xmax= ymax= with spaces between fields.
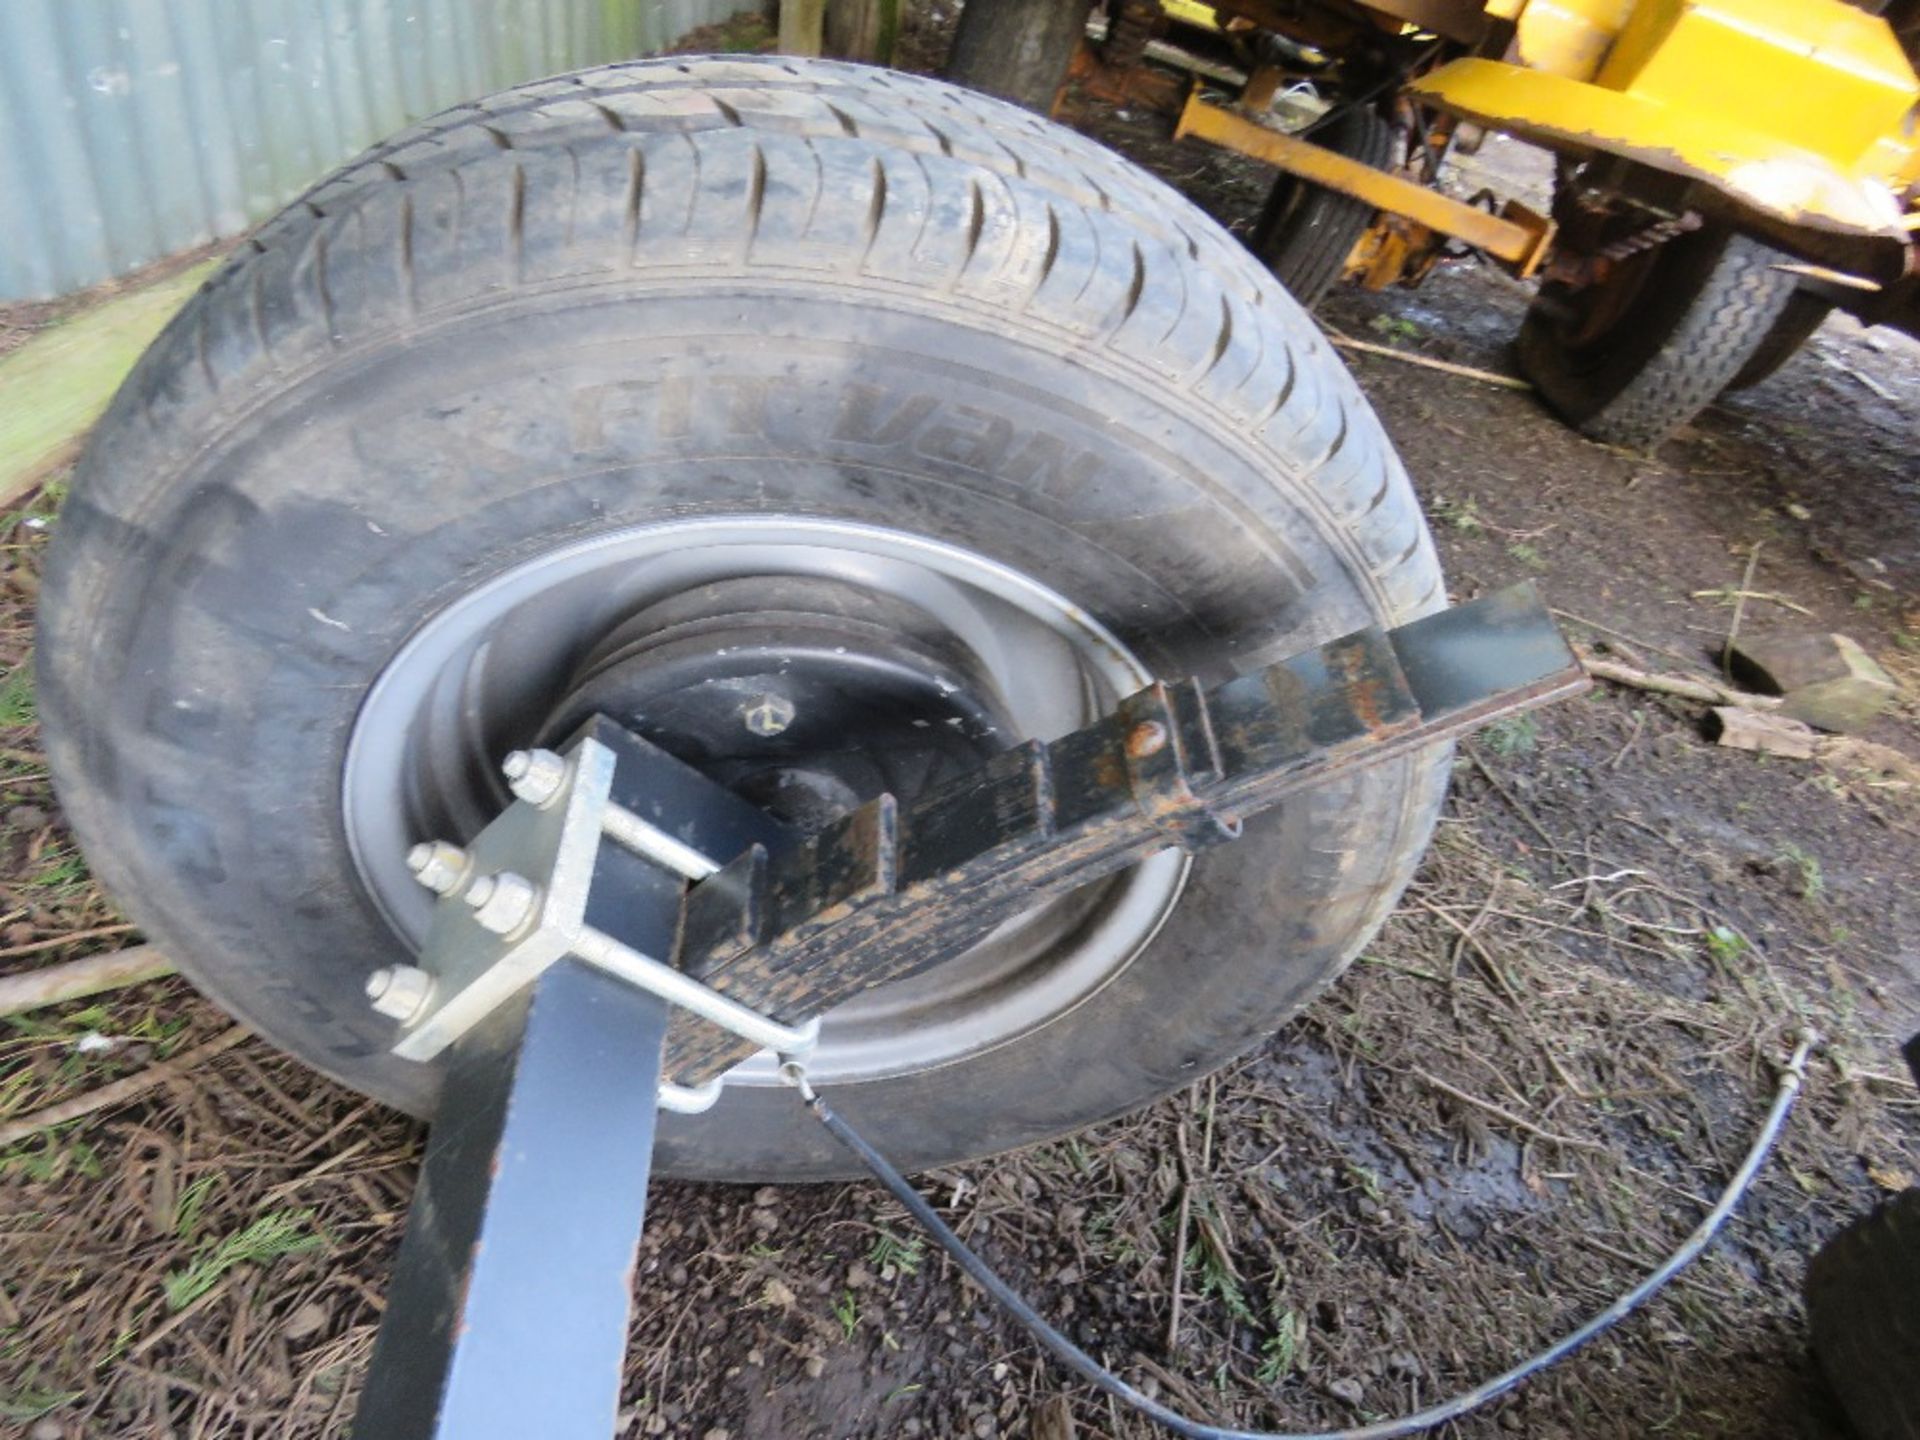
xmin=502 ymin=748 xmax=568 ymax=807
xmin=365 ymin=964 xmax=435 ymax=1023
xmin=406 ymin=840 xmax=473 ymax=896
xmin=742 ymin=693 xmax=796 ymax=738
xmin=464 ymin=870 xmax=541 ymax=936
xmin=1125 ymin=719 xmax=1169 ymax=758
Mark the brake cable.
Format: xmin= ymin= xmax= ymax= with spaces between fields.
xmin=780 ymin=1030 xmax=1817 ymax=1440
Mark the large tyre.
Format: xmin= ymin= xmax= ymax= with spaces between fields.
xmin=1518 ymin=224 xmax=1799 ymax=449
xmin=1725 ymin=289 xmax=1833 ymax=391
xmin=1252 ymin=107 xmax=1395 ymax=311
xmin=39 ymin=57 xmax=1446 ymax=1181
xmin=1806 ymin=1188 xmax=1920 ymax=1440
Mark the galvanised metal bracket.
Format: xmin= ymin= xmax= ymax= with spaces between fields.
xmin=352 ymin=582 xmax=1586 ymax=1440
xmin=364 ymin=715 xmax=815 ymax=1111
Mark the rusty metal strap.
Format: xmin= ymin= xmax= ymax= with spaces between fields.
xmin=662 ymin=584 xmax=1585 ymax=1085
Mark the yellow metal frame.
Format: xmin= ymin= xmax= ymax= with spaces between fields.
xmin=1411 ymin=0 xmax=1920 ymax=239
xmin=1175 ymin=94 xmax=1557 ymax=271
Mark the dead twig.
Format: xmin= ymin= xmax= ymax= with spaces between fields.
xmin=1722 ymin=541 xmax=1764 ymax=678
xmin=1693 ymin=587 xmax=1812 ymax=618
xmin=0 ymin=943 xmax=173 ymax=1017
xmin=1608 ymin=711 xmax=1647 ymax=770
xmin=1411 ymin=1066 xmax=1608 ymax=1153
xmin=1166 ymin=1109 xmax=1196 ymax=1355
xmin=1323 ymin=330 xmax=1533 ymax=390
xmin=0 ymin=922 xmax=140 ymax=961
xmin=1550 ymin=609 xmax=1695 ymax=667
xmin=1580 ymin=650 xmax=1781 ymax=710
xmin=0 ymin=1025 xmax=248 ymax=1146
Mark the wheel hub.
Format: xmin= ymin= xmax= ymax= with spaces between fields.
xmin=342 ymin=517 xmax=1189 ymax=1086
xmin=543 ymin=576 xmax=1013 ymax=832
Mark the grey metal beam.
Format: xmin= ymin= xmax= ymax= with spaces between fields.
xmin=352 ymin=956 xmax=670 ymax=1439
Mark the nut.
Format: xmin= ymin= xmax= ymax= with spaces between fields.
xmin=464 ymin=870 xmax=541 ymax=936
xmin=502 ymin=748 xmax=569 ymax=807
xmin=741 ymin=693 xmax=796 ymax=738
xmin=365 ymin=964 xmax=435 ymax=1022
xmin=406 ymin=840 xmax=472 ymax=896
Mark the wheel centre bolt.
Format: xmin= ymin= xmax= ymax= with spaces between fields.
xmin=742 ymin=693 xmax=797 ymax=737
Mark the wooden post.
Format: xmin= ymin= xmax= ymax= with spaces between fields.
xmin=946 ymin=0 xmax=1094 ymax=111
xmin=779 ymin=0 xmax=827 ymax=57
xmin=825 ymin=0 xmax=899 ymax=63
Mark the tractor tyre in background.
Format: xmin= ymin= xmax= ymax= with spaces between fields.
xmin=1725 ymin=289 xmax=1834 ymax=391
xmin=1806 ymin=1188 xmax=1920 ymax=1440
xmin=1252 ymin=107 xmax=1397 ymax=311
xmin=38 ymin=57 xmax=1448 ymax=1181
xmin=1518 ymin=224 xmax=1799 ymax=449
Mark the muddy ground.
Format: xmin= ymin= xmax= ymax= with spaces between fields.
xmin=3 ymin=25 xmax=1918 ymax=1440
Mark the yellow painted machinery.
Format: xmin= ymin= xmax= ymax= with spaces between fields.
xmin=1063 ymin=0 xmax=1920 ymax=446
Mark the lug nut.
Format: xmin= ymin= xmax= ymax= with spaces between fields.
xmin=406 ymin=840 xmax=473 ymax=896
xmin=502 ymin=748 xmax=568 ymax=807
xmin=464 ymin=870 xmax=541 ymax=936
xmin=366 ymin=964 xmax=435 ymax=1023
xmin=742 ymin=693 xmax=796 ymax=737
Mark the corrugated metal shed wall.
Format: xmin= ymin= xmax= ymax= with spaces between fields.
xmin=0 ymin=0 xmax=758 ymax=299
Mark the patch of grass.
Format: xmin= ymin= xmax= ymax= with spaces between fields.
xmin=1776 ymin=843 xmax=1824 ymax=900
xmin=95 ymin=1323 xmax=138 ymax=1372
xmin=0 ymin=667 xmax=34 ymax=728
xmin=1087 ymin=1202 xmax=1142 ymax=1265
xmin=1430 ymin=496 xmax=1484 ymax=535
xmin=1484 ymin=714 xmax=1539 ymax=756
xmin=1256 ymin=1308 xmax=1303 ymax=1385
xmin=1705 ymin=925 xmax=1749 ymax=965
xmin=27 ymin=846 xmax=89 ymax=894
xmin=0 ymin=475 xmax=66 ymax=542
xmin=0 ymin=1133 xmax=103 ymax=1184
xmin=162 ymin=1210 xmax=324 ymax=1311
xmin=0 ymin=1384 xmax=82 ymax=1422
xmin=832 ymin=1289 xmax=860 ymax=1341
xmin=1506 ymin=541 xmax=1547 ymax=570
xmin=1187 ymin=1200 xmax=1255 ymax=1326
xmin=1344 ymin=1163 xmax=1386 ymax=1205
xmin=174 ymin=1175 xmax=220 ymax=1242
xmin=1368 ymin=314 xmax=1422 ymax=344
xmin=866 ymin=1228 xmax=925 ymax=1279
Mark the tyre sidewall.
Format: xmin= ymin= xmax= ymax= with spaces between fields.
xmin=44 ymin=287 xmax=1440 ymax=1180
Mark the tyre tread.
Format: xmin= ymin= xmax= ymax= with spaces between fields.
xmin=1518 ymin=229 xmax=1798 ymax=450
xmin=90 ymin=57 xmax=1434 ymax=623
xmin=1253 ymin=107 xmax=1395 ymax=312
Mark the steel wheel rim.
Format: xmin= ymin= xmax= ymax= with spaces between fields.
xmin=343 ymin=516 xmax=1188 ymax=1086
